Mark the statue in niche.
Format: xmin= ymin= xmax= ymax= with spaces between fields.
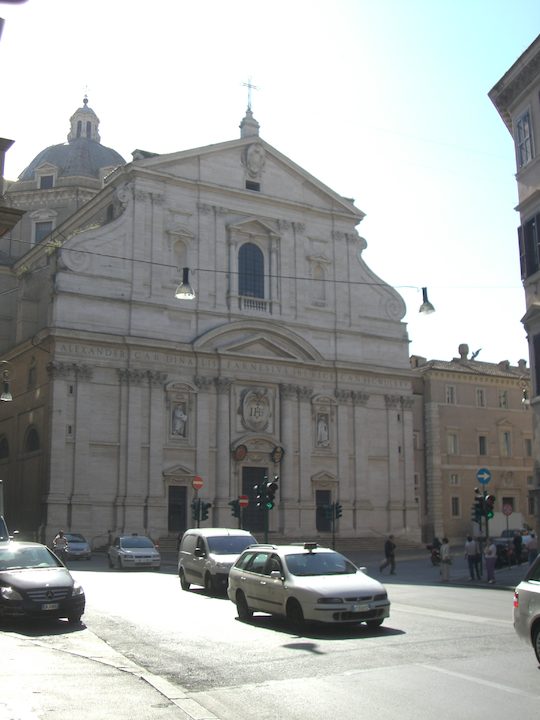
xmin=316 ymin=413 xmax=330 ymax=447
xmin=172 ymin=404 xmax=188 ymax=437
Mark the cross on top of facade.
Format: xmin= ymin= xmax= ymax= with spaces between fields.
xmin=242 ymin=77 xmax=259 ymax=111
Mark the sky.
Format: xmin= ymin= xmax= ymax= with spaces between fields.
xmin=1 ymin=0 xmax=539 ymax=366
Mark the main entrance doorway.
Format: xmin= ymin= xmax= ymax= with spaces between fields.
xmin=242 ymin=466 xmax=268 ymax=535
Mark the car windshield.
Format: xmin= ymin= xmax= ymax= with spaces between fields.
xmin=285 ymin=551 xmax=358 ymax=577
xmin=120 ymin=536 xmax=155 ymax=549
xmin=0 ymin=545 xmax=61 ymax=571
xmin=65 ymin=533 xmax=86 ymax=543
xmin=207 ymin=536 xmax=255 ymax=554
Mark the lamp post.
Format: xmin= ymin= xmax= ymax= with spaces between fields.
xmin=1 ymin=360 xmax=12 ymax=402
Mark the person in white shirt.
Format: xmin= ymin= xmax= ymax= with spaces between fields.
xmin=484 ymin=538 xmax=497 ymax=583
xmin=53 ymin=530 xmax=68 ymax=562
xmin=464 ymin=536 xmax=481 ymax=581
xmin=440 ymin=538 xmax=451 ymax=582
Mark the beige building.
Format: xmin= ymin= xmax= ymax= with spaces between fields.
xmin=412 ymin=344 xmax=534 ymax=543
xmin=0 ymin=102 xmax=419 ymax=547
xmin=489 ymin=34 xmax=540 ymax=532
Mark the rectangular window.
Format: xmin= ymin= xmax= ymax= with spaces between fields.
xmin=447 ymin=432 xmax=458 ymax=454
xmin=499 ymin=391 xmax=508 ymax=409
xmin=476 ymin=388 xmax=486 ymax=407
xmin=451 ymin=496 xmax=460 ymax=517
xmin=528 ymin=475 xmax=534 ymax=486
xmin=449 ymin=473 xmax=459 ymax=486
xmin=39 ymin=175 xmax=54 ymax=189
xmin=528 ymin=495 xmax=536 ymax=515
xmin=478 ymin=435 xmax=487 ymax=456
xmin=516 ymin=110 xmax=533 ymax=168
xmin=525 ymin=438 xmax=533 ymax=457
xmin=446 ymin=385 xmax=456 ymax=404
xmin=34 ymin=221 xmax=53 ymax=244
xmin=501 ymin=431 xmax=512 ymax=457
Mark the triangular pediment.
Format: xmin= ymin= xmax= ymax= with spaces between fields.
xmin=194 ymin=320 xmax=323 ymax=363
xmin=163 ymin=464 xmax=193 ymax=478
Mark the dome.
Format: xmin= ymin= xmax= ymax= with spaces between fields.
xmin=18 ymin=97 xmax=125 ymax=181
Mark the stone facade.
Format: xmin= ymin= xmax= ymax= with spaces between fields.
xmin=0 ymin=108 xmax=418 ymax=547
xmin=412 ymin=345 xmax=534 ymax=544
xmin=489 ymin=34 xmax=540 ymax=535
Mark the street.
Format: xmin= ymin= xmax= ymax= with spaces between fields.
xmin=1 ymin=550 xmax=538 ymax=719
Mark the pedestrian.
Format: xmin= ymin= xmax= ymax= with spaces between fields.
xmin=512 ymin=531 xmax=523 ymax=566
xmin=379 ymin=535 xmax=396 ymax=575
xmin=527 ymin=532 xmax=538 ymax=565
xmin=484 ymin=537 xmax=497 ymax=583
xmin=53 ymin=529 xmax=68 ymax=563
xmin=464 ymin=535 xmax=481 ymax=580
xmin=440 ymin=537 xmax=451 ymax=582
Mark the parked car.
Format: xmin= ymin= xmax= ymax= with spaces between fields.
xmin=178 ymin=527 xmax=257 ymax=594
xmin=227 ymin=542 xmax=390 ymax=629
xmin=108 ymin=534 xmax=161 ymax=570
xmin=0 ymin=541 xmax=85 ymax=624
xmin=494 ymin=530 xmax=529 ymax=567
xmin=513 ymin=553 xmax=540 ymax=663
xmin=63 ymin=532 xmax=92 ymax=560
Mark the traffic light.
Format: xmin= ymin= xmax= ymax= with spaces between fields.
xmin=265 ymin=475 xmax=278 ymax=510
xmin=191 ymin=498 xmax=200 ymax=521
xmin=229 ymin=499 xmax=240 ymax=518
xmin=335 ymin=502 xmax=343 ymax=519
xmin=472 ymin=490 xmax=484 ymax=523
xmin=254 ymin=483 xmax=264 ymax=509
xmin=485 ymin=494 xmax=496 ymax=520
xmin=201 ymin=502 xmax=211 ymax=521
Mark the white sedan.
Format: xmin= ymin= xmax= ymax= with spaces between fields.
xmin=227 ymin=542 xmax=390 ymax=628
xmin=108 ymin=534 xmax=161 ymax=570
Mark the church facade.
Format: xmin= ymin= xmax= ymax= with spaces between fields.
xmin=0 ymin=102 xmax=419 ymax=547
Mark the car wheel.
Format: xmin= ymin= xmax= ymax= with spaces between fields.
xmin=67 ymin=613 xmax=83 ymax=625
xmin=533 ymin=625 xmax=540 ymax=664
xmin=286 ymin=599 xmax=304 ymax=629
xmin=179 ymin=569 xmax=190 ymax=591
xmin=204 ymin=572 xmax=215 ymax=595
xmin=236 ymin=591 xmax=252 ymax=621
xmin=366 ymin=619 xmax=384 ymax=629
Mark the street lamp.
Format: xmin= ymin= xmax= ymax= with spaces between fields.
xmin=419 ymin=287 xmax=435 ymax=314
xmin=1 ymin=361 xmax=12 ymax=402
xmin=175 ymin=267 xmax=196 ymax=300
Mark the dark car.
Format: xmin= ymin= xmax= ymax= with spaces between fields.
xmin=64 ymin=532 xmax=92 ymax=560
xmin=0 ymin=541 xmax=85 ymax=624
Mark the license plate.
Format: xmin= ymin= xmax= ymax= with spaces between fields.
xmin=42 ymin=602 xmax=59 ymax=610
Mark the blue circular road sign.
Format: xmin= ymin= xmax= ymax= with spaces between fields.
xmin=476 ymin=467 xmax=491 ymax=485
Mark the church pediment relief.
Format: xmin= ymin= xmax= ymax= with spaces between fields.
xmin=228 ymin=217 xmax=278 ymax=238
xmin=194 ymin=321 xmax=323 ymax=362
xmin=162 ymin=464 xmax=193 ymax=478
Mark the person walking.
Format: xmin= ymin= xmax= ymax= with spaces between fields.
xmin=464 ymin=535 xmax=481 ymax=580
xmin=512 ymin=531 xmax=523 ymax=566
xmin=527 ymin=532 xmax=538 ymax=565
xmin=484 ymin=537 xmax=497 ymax=583
xmin=379 ymin=535 xmax=396 ymax=575
xmin=440 ymin=537 xmax=451 ymax=582
xmin=53 ymin=530 xmax=68 ymax=563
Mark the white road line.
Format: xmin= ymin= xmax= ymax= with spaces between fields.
xmin=419 ymin=664 xmax=540 ymax=699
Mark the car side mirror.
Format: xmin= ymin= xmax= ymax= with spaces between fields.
xmin=270 ymin=570 xmax=283 ymax=580
xmin=195 ymin=548 xmax=206 ymax=558
xmin=359 ymin=566 xmax=367 ymax=572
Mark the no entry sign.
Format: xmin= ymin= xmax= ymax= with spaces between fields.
xmin=239 ymin=495 xmax=249 ymax=508
xmin=192 ymin=475 xmax=204 ymax=490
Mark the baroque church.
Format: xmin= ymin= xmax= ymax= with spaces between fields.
xmin=0 ymin=98 xmax=419 ymax=547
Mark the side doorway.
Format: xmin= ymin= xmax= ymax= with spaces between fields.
xmin=168 ymin=486 xmax=187 ymax=535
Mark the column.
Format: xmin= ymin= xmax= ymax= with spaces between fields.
xmin=297 ymin=385 xmax=312 ymax=534
xmin=385 ymin=394 xmax=402 ymax=533
xmin=146 ymin=371 xmax=168 ymax=536
xmin=121 ymin=368 xmax=146 ymax=531
xmin=352 ymin=391 xmax=370 ymax=532
xmin=280 ymin=383 xmax=298 ymax=534
xmin=70 ymin=364 xmax=93 ymax=529
xmin=214 ymin=376 xmax=233 ymax=523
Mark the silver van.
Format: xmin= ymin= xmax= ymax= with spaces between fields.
xmin=178 ymin=527 xmax=256 ymax=594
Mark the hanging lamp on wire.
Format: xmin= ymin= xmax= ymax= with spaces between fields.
xmin=175 ymin=267 xmax=196 ymax=300
xmin=419 ymin=287 xmax=435 ymax=314
xmin=1 ymin=362 xmax=12 ymax=402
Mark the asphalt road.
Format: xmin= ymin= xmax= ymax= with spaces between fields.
xmin=1 ymin=550 xmax=538 ymax=720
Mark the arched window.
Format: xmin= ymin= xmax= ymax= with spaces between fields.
xmin=0 ymin=436 xmax=8 ymax=460
xmin=238 ymin=243 xmax=264 ymax=298
xmin=24 ymin=427 xmax=40 ymax=453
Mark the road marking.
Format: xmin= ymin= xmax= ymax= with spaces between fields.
xmin=419 ymin=664 xmax=540 ymax=699
xmin=392 ymin=602 xmax=513 ymax=627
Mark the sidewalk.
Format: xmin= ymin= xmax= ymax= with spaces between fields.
xmin=0 ymin=624 xmax=217 ymax=720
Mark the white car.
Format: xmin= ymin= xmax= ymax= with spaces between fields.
xmin=513 ymin=554 xmax=540 ymax=662
xmin=227 ymin=542 xmax=390 ymax=628
xmin=108 ymin=534 xmax=161 ymax=570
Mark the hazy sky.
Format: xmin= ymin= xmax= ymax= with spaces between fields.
xmin=2 ymin=0 xmax=539 ymax=366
